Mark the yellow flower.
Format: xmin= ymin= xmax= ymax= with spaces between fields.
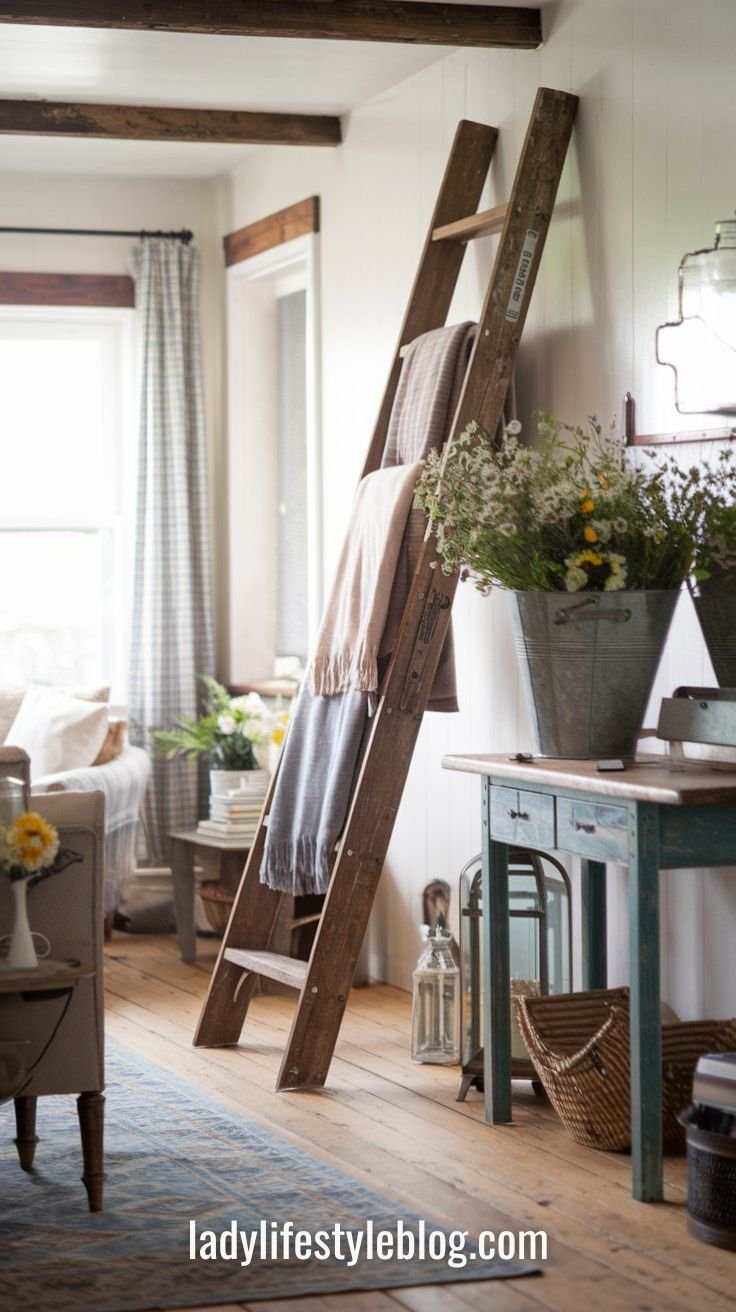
xmin=578 ymin=549 xmax=603 ymax=566
xmin=581 ymin=497 xmax=595 ymax=514
xmin=271 ymin=712 xmax=290 ymax=747
xmin=7 ymin=812 xmax=60 ymax=874
xmin=583 ymin=525 xmax=598 ymax=543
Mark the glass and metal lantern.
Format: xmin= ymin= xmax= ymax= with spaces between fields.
xmin=457 ymin=848 xmax=572 ymax=1100
xmin=411 ymin=917 xmax=461 ymax=1065
xmin=657 ymin=218 xmax=736 ymax=414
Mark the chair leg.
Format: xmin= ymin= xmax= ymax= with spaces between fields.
xmin=77 ymin=1091 xmax=106 ymax=1212
xmin=14 ymin=1095 xmax=38 ymax=1171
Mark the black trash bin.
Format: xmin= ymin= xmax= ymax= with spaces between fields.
xmin=680 ymin=1052 xmax=736 ymax=1249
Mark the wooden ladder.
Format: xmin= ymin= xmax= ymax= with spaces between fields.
xmin=194 ymin=87 xmax=578 ymax=1090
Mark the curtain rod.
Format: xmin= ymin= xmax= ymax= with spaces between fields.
xmin=0 ymin=226 xmax=194 ymax=243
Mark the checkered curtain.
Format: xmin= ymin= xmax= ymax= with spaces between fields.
xmin=129 ymin=238 xmax=214 ymax=864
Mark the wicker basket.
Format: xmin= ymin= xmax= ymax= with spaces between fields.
xmin=198 ymin=883 xmax=234 ymax=936
xmin=515 ymin=988 xmax=736 ymax=1153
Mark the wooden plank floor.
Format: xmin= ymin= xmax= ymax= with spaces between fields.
xmin=104 ymin=934 xmax=734 ymax=1312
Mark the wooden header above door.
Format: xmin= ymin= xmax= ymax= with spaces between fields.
xmin=224 ymin=196 xmax=320 ymax=267
xmin=0 ymin=271 xmax=135 ymax=306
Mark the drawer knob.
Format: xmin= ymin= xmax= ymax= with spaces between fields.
xmin=509 ymin=808 xmax=530 ymax=821
xmin=575 ymin=821 xmax=596 ymax=834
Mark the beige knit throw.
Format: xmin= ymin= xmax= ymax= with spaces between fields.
xmin=310 ymin=461 xmax=424 ymax=697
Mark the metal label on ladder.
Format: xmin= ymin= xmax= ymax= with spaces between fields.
xmin=505 ymin=229 xmax=540 ymax=323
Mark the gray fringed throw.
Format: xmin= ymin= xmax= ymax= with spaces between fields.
xmin=259 ymin=687 xmax=369 ymax=894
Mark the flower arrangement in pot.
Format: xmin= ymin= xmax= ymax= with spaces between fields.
xmin=155 ymin=676 xmax=289 ymax=795
xmin=679 ymin=447 xmax=736 ymax=684
xmin=0 ymin=809 xmax=81 ymax=969
xmin=415 ymin=414 xmax=698 ymax=759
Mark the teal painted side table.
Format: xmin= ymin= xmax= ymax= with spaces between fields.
xmin=442 ymin=752 xmax=736 ymax=1203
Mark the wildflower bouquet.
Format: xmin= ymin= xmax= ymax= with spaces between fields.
xmin=415 ymin=415 xmax=695 ymax=594
xmin=155 ymin=676 xmax=288 ymax=771
xmin=670 ymin=448 xmax=736 ymax=594
xmin=0 ymin=812 xmax=81 ymax=885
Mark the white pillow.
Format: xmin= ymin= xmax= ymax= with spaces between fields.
xmin=6 ymin=685 xmax=110 ymax=781
xmin=30 ymin=680 xmax=111 ymax=704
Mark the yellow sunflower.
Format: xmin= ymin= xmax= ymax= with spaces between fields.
xmin=583 ymin=525 xmax=598 ymax=543
xmin=7 ymin=812 xmax=60 ymax=873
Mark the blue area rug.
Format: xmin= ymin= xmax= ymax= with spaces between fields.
xmin=0 ymin=1044 xmax=537 ymax=1310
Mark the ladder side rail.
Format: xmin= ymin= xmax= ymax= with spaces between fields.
xmin=453 ymin=88 xmax=578 ymax=435
xmin=276 ymin=86 xmax=579 ymax=1091
xmin=360 ymin=118 xmax=497 ymax=478
xmin=276 ymin=536 xmax=457 ymax=1089
xmin=193 ymin=762 xmax=284 ymax=1046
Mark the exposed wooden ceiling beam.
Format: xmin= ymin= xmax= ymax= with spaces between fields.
xmin=0 ymin=99 xmax=342 ymax=146
xmin=0 ymin=3 xmax=542 ymax=49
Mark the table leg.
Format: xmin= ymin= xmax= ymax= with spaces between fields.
xmin=77 ymin=1090 xmax=106 ymax=1212
xmin=171 ymin=839 xmax=197 ymax=963
xmin=581 ymin=859 xmax=607 ymax=989
xmin=481 ymin=778 xmax=512 ymax=1124
xmin=14 ymin=1095 xmax=38 ymax=1170
xmin=629 ymin=803 xmax=662 ymax=1202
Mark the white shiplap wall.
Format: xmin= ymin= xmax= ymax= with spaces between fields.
xmin=224 ymin=0 xmax=736 ymax=1013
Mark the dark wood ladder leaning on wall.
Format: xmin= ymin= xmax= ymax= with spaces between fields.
xmin=194 ymin=87 xmax=579 ymax=1089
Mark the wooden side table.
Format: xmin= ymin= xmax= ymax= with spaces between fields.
xmin=169 ymin=830 xmax=250 ymax=963
xmin=443 ymin=752 xmax=736 ymax=1203
xmin=0 ymin=959 xmax=103 ymax=1211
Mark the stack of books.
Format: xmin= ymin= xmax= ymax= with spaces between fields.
xmin=197 ymin=783 xmax=268 ymax=845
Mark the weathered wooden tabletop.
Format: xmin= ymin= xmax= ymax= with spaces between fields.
xmin=442 ymin=752 xmax=736 ymax=805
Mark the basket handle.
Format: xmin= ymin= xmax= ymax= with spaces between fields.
xmin=554 ymin=597 xmax=632 ymax=626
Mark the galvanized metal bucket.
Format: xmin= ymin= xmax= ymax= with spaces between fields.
xmin=692 ymin=593 xmax=736 ymax=686
xmin=508 ymin=590 xmax=679 ymax=759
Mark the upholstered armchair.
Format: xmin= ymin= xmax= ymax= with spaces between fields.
xmin=0 ymin=689 xmax=150 ymax=922
xmin=0 ymin=748 xmax=106 ymax=1211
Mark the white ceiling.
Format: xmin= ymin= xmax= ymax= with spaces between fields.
xmin=0 ymin=25 xmax=454 ymax=177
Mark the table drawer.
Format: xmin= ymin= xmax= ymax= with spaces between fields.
xmin=557 ymin=798 xmax=630 ymax=863
xmin=491 ymin=786 xmax=555 ymax=848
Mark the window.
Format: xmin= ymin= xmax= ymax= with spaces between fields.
xmin=226 ymin=232 xmax=322 ymax=682
xmin=276 ymin=288 xmax=309 ymax=663
xmin=0 ymin=308 xmax=135 ymax=702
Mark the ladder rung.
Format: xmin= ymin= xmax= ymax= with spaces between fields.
xmin=290 ymin=913 xmax=322 ymax=930
xmin=432 ymin=202 xmax=508 ymax=244
xmin=225 ymin=948 xmax=308 ymax=990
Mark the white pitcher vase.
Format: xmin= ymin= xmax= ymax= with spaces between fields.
xmin=6 ymin=879 xmax=38 ymax=970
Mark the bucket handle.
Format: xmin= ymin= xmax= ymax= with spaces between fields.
xmin=554 ymin=597 xmax=632 ymax=626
